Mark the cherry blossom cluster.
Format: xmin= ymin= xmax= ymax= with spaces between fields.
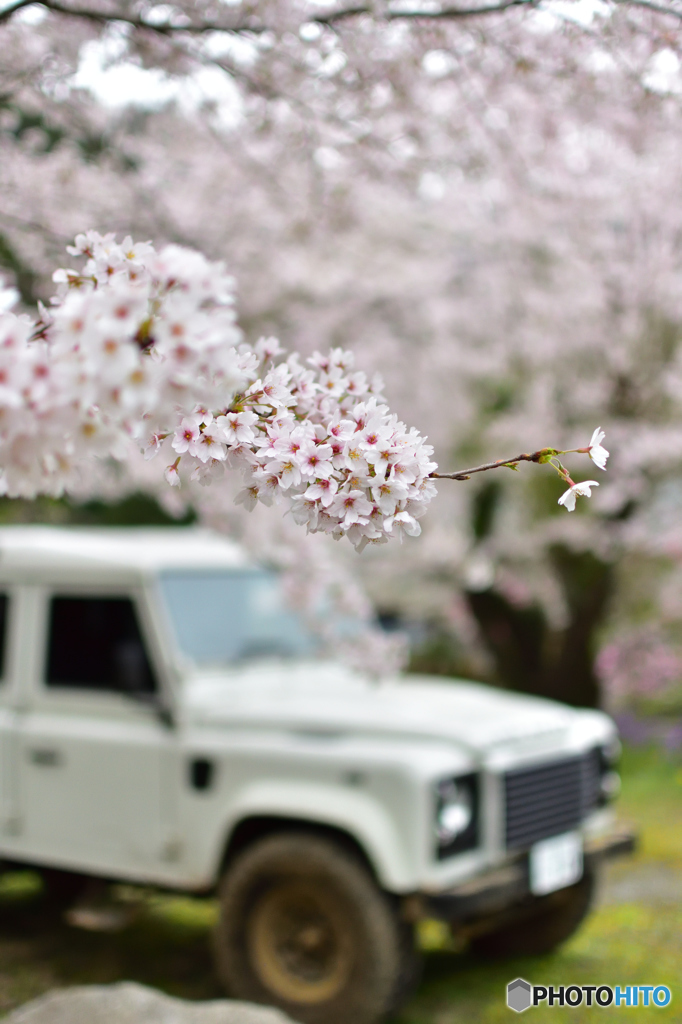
xmin=163 ymin=340 xmax=438 ymax=549
xmin=226 ymin=355 xmax=439 ymax=551
xmin=554 ymin=428 xmax=610 ymax=511
xmin=0 ymin=231 xmax=246 ymax=498
xmin=168 ymin=353 xmax=438 ymax=551
xmin=0 ymin=233 xmax=437 ymax=550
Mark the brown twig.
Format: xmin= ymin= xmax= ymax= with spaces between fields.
xmin=430 ymin=449 xmax=550 ymax=480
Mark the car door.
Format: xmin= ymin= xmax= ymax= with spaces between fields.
xmin=15 ymin=587 xmax=179 ymax=881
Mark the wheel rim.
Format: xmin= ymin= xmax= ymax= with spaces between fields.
xmin=248 ymin=879 xmax=353 ymax=1004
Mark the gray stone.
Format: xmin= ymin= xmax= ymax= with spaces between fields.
xmin=3 ymin=983 xmax=300 ymax=1024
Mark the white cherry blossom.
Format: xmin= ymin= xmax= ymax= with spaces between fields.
xmin=588 ymin=427 xmax=610 ymax=471
xmin=384 ymin=510 xmax=422 ymax=539
xmin=173 ymin=415 xmax=205 ymax=456
xmin=558 ymin=480 xmax=600 ymax=512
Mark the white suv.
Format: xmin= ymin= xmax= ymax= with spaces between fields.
xmin=0 ymin=526 xmax=633 ymax=1024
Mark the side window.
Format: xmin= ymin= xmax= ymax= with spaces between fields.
xmin=0 ymin=593 xmax=8 ymax=681
xmin=46 ymin=596 xmax=157 ymax=695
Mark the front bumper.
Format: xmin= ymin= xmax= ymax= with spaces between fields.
xmin=416 ymin=825 xmax=636 ymax=923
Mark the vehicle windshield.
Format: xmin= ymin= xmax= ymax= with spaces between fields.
xmin=159 ymin=568 xmax=317 ymax=668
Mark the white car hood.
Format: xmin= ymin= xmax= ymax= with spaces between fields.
xmin=183 ymin=662 xmax=587 ymax=755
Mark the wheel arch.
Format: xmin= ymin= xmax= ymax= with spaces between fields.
xmin=220 ymin=815 xmax=378 ymax=879
xmin=212 ymin=782 xmax=414 ymax=891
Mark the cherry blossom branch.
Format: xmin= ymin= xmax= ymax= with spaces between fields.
xmin=432 ymin=431 xmax=609 ymax=512
xmin=0 ymin=233 xmax=611 ymax=543
xmin=0 ymin=233 xmax=441 ymax=551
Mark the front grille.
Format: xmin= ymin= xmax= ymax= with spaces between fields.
xmin=504 ymin=749 xmax=601 ymax=850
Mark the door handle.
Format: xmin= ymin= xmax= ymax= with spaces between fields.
xmin=28 ymin=748 xmax=64 ymax=767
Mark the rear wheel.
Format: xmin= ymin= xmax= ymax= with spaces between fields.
xmin=213 ymin=832 xmax=418 ymax=1024
xmin=470 ymin=870 xmax=596 ymax=958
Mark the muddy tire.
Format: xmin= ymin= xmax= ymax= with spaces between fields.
xmin=213 ymin=832 xmax=417 ymax=1024
xmin=471 ymin=870 xmax=596 ymax=959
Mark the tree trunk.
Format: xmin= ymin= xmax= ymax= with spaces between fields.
xmin=465 ymin=546 xmax=615 ymax=709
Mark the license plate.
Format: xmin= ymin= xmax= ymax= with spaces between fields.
xmin=529 ymin=831 xmax=583 ymax=896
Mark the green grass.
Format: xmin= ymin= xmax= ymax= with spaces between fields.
xmin=0 ymin=744 xmax=680 ymax=1021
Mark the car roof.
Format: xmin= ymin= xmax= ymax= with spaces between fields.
xmin=0 ymin=526 xmax=250 ymax=576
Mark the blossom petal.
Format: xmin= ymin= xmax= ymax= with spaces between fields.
xmin=573 ymin=480 xmax=600 ymax=497
xmin=558 ymin=487 xmax=577 ymax=511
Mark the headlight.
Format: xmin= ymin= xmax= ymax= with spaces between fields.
xmin=598 ymin=738 xmax=622 ymax=805
xmin=434 ymin=773 xmax=479 ymax=860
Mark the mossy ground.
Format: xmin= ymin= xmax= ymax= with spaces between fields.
xmin=0 ymin=745 xmax=680 ymax=1021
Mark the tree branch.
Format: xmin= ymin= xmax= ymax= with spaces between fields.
xmin=612 ymin=0 xmax=682 ymax=18
xmin=0 ymin=0 xmax=261 ymax=32
xmin=431 ymin=449 xmax=550 ymax=480
xmin=316 ymin=0 xmax=537 ymax=26
xmin=3 ymin=0 xmax=674 ymax=33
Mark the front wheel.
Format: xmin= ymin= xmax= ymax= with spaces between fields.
xmin=470 ymin=869 xmax=596 ymax=959
xmin=213 ymin=832 xmax=418 ymax=1024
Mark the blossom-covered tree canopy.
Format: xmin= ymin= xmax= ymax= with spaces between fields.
xmin=1 ymin=0 xmax=682 ymax=697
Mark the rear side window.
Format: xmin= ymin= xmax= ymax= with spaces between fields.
xmin=0 ymin=593 xmax=8 ymax=680
xmin=46 ymin=596 xmax=157 ymax=694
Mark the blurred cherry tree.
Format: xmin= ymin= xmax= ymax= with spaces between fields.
xmin=2 ymin=0 xmax=682 ymax=705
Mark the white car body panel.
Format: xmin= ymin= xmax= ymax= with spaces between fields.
xmin=0 ymin=527 xmax=618 ymax=896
